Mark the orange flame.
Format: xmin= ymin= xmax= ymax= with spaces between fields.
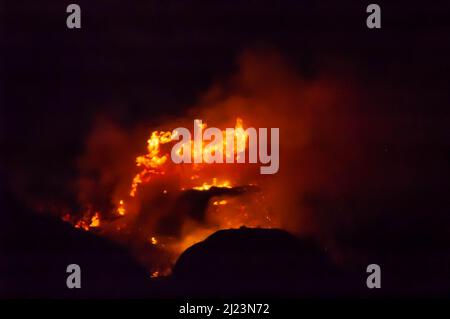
xmin=89 ymin=212 xmax=101 ymax=227
xmin=63 ymin=117 xmax=273 ymax=277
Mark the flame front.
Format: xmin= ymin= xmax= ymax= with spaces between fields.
xmin=129 ymin=118 xmax=247 ymax=198
xmin=130 ymin=131 xmax=173 ymax=197
xmin=62 ymin=118 xmax=273 ymax=278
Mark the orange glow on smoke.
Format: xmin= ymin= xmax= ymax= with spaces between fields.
xmin=55 ymin=50 xmax=363 ymax=279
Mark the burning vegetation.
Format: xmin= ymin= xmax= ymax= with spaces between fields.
xmin=63 ymin=117 xmax=275 ymax=276
xmin=50 ymin=50 xmax=362 ymax=277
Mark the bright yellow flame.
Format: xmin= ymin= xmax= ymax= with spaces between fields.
xmin=213 ymin=199 xmax=228 ymax=206
xmin=129 ymin=118 xmax=246 ymax=197
xmin=235 ymin=117 xmax=248 ymax=154
xmin=193 ymin=178 xmax=232 ymax=191
xmin=130 ymin=131 xmax=174 ymax=197
xmin=150 ymin=236 xmax=158 ymax=245
xmin=117 ymin=200 xmax=126 ymax=216
xmin=89 ymin=212 xmax=100 ymax=227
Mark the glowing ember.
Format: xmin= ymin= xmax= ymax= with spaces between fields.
xmin=213 ymin=200 xmax=228 ymax=206
xmin=150 ymin=236 xmax=158 ymax=245
xmin=74 ymin=220 xmax=90 ymax=231
xmin=117 ymin=200 xmax=126 ymax=216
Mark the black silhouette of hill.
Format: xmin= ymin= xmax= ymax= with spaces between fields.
xmin=3 ymin=186 xmax=450 ymax=298
xmin=169 ymin=227 xmax=362 ymax=297
xmin=0 ymin=191 xmax=153 ymax=298
xmin=1 ymin=189 xmax=362 ymax=298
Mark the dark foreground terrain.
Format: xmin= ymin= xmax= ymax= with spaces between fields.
xmin=2 ymin=188 xmax=450 ymax=299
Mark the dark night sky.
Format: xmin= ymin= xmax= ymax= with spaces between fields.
xmin=2 ymin=0 xmax=450 ymax=203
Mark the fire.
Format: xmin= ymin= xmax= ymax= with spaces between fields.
xmin=150 ymin=236 xmax=158 ymax=245
xmin=233 ymin=117 xmax=247 ymax=155
xmin=129 ymin=118 xmax=248 ymax=198
xmin=62 ymin=117 xmax=275 ymax=277
xmin=68 ymin=211 xmax=102 ymax=231
xmin=213 ymin=200 xmax=228 ymax=206
xmin=130 ymin=131 xmax=173 ymax=197
xmin=74 ymin=219 xmax=90 ymax=231
xmin=52 ymin=51 xmax=360 ymax=281
xmin=192 ymin=178 xmax=232 ymax=191
xmin=89 ymin=212 xmax=101 ymax=227
xmin=116 ymin=200 xmax=126 ymax=216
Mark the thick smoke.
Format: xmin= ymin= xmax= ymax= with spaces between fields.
xmin=6 ymin=46 xmax=437 ymax=274
xmin=70 ymin=49 xmax=387 ymax=271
